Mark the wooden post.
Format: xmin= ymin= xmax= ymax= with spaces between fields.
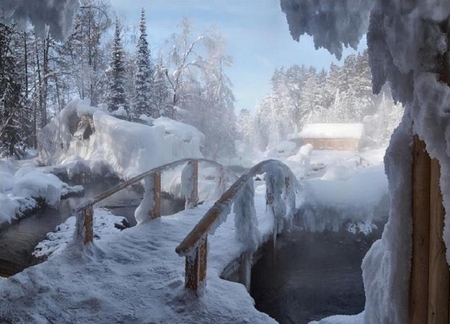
xmin=428 ymin=158 xmax=449 ymax=324
xmin=185 ymin=235 xmax=207 ymax=295
xmin=410 ymin=136 xmax=431 ymax=323
xmin=184 ymin=160 xmax=199 ymax=209
xmin=150 ymin=172 xmax=161 ymax=219
xmin=83 ymin=205 xmax=94 ymax=245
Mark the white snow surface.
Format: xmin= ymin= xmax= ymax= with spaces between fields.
xmin=0 ymin=186 xmax=278 ymax=324
xmin=33 ymin=208 xmax=127 ymax=259
xmin=299 ymin=164 xmax=389 ymax=232
xmin=290 ymin=123 xmax=364 ymax=139
xmin=0 ymin=161 xmax=79 ymax=224
xmin=39 ymin=99 xmax=204 ymax=180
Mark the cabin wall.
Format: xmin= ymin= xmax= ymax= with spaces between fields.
xmin=300 ymin=138 xmax=360 ymax=152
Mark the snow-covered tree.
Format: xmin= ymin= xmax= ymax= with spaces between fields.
xmin=164 ymin=18 xmax=205 ymax=119
xmin=107 ymin=18 xmax=128 ymax=113
xmin=133 ymin=8 xmax=156 ymax=118
xmin=153 ymin=54 xmax=170 ymax=117
xmin=0 ymin=23 xmax=23 ymax=157
xmin=62 ymin=0 xmax=112 ymax=106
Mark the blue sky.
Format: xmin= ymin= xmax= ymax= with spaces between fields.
xmin=110 ymin=0 xmax=367 ymax=112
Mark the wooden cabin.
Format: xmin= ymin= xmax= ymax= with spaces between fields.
xmin=288 ymin=123 xmax=364 ymax=152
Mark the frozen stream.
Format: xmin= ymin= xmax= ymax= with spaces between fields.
xmin=0 ymin=179 xmax=185 ymax=277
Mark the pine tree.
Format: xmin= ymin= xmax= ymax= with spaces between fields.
xmin=134 ymin=8 xmax=156 ymax=118
xmin=107 ymin=18 xmax=128 ymax=113
xmin=0 ymin=23 xmax=23 ymax=158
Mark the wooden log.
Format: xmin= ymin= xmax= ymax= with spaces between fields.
xmin=149 ymin=172 xmax=161 ymax=219
xmin=185 ymin=235 xmax=208 ymax=295
xmin=410 ymin=136 xmax=431 ymax=324
xmin=428 ymin=158 xmax=449 ymax=324
xmin=83 ymin=205 xmax=94 ymax=245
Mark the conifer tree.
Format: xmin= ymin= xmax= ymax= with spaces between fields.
xmin=107 ymin=18 xmax=128 ymax=113
xmin=134 ymin=8 xmax=156 ymax=118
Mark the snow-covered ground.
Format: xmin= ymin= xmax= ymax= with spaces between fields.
xmin=0 ymin=186 xmax=278 ymax=324
xmin=33 ymin=208 xmax=127 ymax=259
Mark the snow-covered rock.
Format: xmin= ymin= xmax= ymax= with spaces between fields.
xmin=39 ymin=99 xmax=205 ymax=180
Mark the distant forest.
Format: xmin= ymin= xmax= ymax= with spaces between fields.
xmin=238 ymin=50 xmax=404 ymax=150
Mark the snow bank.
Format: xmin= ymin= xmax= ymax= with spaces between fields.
xmin=33 ymin=208 xmax=127 ymax=259
xmin=0 ymin=161 xmax=80 ymax=224
xmin=298 ymin=165 xmax=389 ymax=232
xmin=39 ymin=99 xmax=204 ymax=180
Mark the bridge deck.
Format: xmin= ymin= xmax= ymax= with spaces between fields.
xmin=0 ymin=186 xmax=277 ymax=324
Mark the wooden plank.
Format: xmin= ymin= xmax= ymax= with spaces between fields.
xmin=409 ymin=136 xmax=431 ymax=324
xmin=428 ymin=158 xmax=449 ymax=324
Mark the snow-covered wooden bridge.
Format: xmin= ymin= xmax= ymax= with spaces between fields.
xmin=0 ymin=158 xmax=298 ymax=323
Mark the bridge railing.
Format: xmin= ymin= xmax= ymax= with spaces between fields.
xmin=175 ymin=159 xmax=297 ymax=296
xmin=73 ymin=158 xmax=237 ymax=245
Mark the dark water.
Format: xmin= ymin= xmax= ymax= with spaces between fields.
xmin=251 ymin=226 xmax=383 ymax=324
xmin=0 ymin=179 xmax=184 ymax=277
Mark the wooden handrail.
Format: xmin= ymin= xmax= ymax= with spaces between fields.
xmin=73 ymin=158 xmax=237 ymax=213
xmin=176 ymin=159 xmax=294 ymax=256
xmin=73 ymin=158 xmax=237 ymax=245
xmin=175 ymin=159 xmax=297 ymax=296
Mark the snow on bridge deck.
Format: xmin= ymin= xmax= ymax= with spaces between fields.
xmin=0 ymin=184 xmax=277 ymax=324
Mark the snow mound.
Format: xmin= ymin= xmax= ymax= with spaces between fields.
xmin=39 ymin=99 xmax=204 ymax=180
xmin=0 ymin=162 xmax=78 ymax=224
xmin=287 ymin=143 xmax=313 ymax=166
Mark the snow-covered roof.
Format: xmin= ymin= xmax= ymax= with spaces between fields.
xmin=289 ymin=123 xmax=365 ymax=140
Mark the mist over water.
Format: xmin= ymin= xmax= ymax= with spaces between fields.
xmin=251 ymin=225 xmax=384 ymax=324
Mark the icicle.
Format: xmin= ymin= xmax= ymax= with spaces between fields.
xmin=234 ymin=179 xmax=261 ymax=253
